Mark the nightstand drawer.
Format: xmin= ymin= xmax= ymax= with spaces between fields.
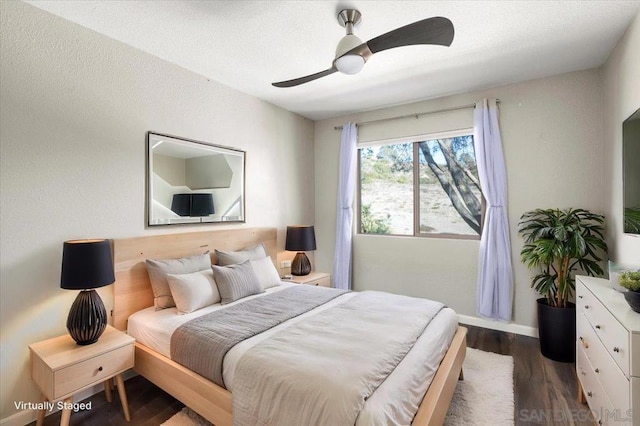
xmin=287 ymin=272 xmax=331 ymax=287
xmin=54 ymin=344 xmax=134 ymax=399
xmin=306 ymin=276 xmax=331 ymax=287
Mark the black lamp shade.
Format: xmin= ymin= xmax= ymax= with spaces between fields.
xmin=60 ymin=239 xmax=114 ymax=345
xmin=171 ymin=194 xmax=191 ymax=217
xmin=191 ymin=193 xmax=215 ymax=216
xmin=171 ymin=193 xmax=215 ymax=217
xmin=285 ymin=226 xmax=317 ymax=252
xmin=61 ymin=239 xmax=115 ymax=290
xmin=286 ymin=226 xmax=316 ymax=276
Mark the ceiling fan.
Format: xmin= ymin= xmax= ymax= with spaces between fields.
xmin=272 ymin=9 xmax=454 ymax=88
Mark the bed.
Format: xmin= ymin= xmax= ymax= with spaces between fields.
xmin=112 ymin=227 xmax=467 ymax=426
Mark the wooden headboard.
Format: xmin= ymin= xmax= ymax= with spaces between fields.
xmin=112 ymin=227 xmax=277 ymax=331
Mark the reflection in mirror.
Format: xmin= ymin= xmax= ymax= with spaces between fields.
xmin=623 ymin=108 xmax=640 ymax=235
xmin=147 ymin=132 xmax=245 ymax=226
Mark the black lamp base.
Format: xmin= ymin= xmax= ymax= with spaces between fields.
xmin=291 ymin=252 xmax=311 ymax=276
xmin=67 ymin=289 xmax=107 ymax=345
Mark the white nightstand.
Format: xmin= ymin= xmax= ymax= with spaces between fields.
xmin=285 ymin=272 xmax=331 ymax=287
xmin=29 ymin=325 xmax=135 ymax=426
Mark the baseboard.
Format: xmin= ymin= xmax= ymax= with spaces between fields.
xmin=458 ymin=314 xmax=539 ymax=338
xmin=0 ymin=370 xmax=137 ymax=426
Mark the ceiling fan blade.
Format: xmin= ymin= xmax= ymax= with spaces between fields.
xmin=366 ymin=17 xmax=454 ymax=54
xmin=272 ymin=67 xmax=337 ymax=88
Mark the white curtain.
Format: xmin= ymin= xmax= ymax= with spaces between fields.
xmin=473 ymin=99 xmax=513 ymax=321
xmin=332 ymin=123 xmax=357 ymax=290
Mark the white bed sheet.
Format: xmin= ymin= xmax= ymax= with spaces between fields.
xmin=127 ymin=282 xmax=295 ymax=358
xmin=128 ymin=283 xmax=458 ymax=425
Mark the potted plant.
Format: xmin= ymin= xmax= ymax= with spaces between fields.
xmin=620 ymin=271 xmax=640 ymax=313
xmin=518 ymin=208 xmax=607 ymax=362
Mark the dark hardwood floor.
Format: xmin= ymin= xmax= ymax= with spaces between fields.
xmin=31 ymin=325 xmax=594 ymax=425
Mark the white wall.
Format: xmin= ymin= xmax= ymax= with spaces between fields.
xmin=0 ymin=1 xmax=313 ymax=421
xmin=315 ymin=68 xmax=605 ymax=330
xmin=603 ymin=11 xmax=640 ymax=266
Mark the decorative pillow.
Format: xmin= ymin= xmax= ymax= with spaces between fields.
xmin=166 ymin=269 xmax=221 ymax=314
xmin=146 ymin=252 xmax=211 ymax=309
xmin=215 ymin=244 xmax=267 ymax=266
xmin=250 ymin=256 xmax=282 ymax=290
xmin=212 ymin=260 xmax=263 ymax=304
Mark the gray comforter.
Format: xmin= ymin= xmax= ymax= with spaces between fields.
xmin=232 ymin=291 xmax=444 ymax=426
xmin=170 ymin=285 xmax=347 ymax=387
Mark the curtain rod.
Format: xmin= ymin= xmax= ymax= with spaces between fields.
xmin=333 ymin=99 xmax=500 ymax=130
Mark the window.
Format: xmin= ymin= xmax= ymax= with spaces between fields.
xmin=358 ymin=130 xmax=483 ymax=238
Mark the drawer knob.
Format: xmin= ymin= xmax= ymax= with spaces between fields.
xmin=579 ymin=337 xmax=588 ymax=349
xmin=613 ymin=347 xmax=620 ymax=353
xmin=585 ymin=305 xmax=589 ymax=309
xmin=578 ymin=295 xmax=583 ymax=299
xmin=98 ymin=366 xmax=103 ymax=372
xmin=595 ymin=324 xmax=601 ymax=330
xmin=587 ymin=391 xmax=593 ymax=397
xmin=594 ymin=368 xmax=599 ymax=373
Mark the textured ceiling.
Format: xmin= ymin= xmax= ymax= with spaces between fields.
xmin=25 ymin=0 xmax=640 ymax=120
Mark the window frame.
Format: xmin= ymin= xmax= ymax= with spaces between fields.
xmin=357 ymin=128 xmax=484 ymax=240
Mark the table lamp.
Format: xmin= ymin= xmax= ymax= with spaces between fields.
xmin=285 ymin=226 xmax=317 ymax=276
xmin=60 ymin=239 xmax=115 ymax=345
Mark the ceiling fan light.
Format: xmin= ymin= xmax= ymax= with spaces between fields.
xmin=335 ymin=54 xmax=365 ymax=75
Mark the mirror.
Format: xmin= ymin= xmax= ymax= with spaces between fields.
xmin=147 ymin=132 xmax=245 ymax=226
xmin=623 ymin=108 xmax=640 ymax=235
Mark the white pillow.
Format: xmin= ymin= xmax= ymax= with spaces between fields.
xmin=146 ymin=252 xmax=212 ymax=310
xmin=166 ymin=269 xmax=221 ymax=314
xmin=250 ymin=256 xmax=282 ymax=289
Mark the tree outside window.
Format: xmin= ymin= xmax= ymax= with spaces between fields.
xmin=358 ymin=133 xmax=482 ymax=238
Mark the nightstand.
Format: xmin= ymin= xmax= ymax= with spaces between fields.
xmin=29 ymin=325 xmax=135 ymax=426
xmin=286 ymin=272 xmax=331 ymax=287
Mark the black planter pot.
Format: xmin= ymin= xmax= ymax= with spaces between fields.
xmin=537 ymin=298 xmax=576 ymax=363
xmin=623 ymin=291 xmax=640 ymax=313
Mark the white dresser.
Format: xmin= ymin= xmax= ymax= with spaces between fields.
xmin=576 ymin=276 xmax=640 ymax=425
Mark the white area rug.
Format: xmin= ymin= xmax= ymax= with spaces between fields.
xmin=162 ymin=347 xmax=514 ymax=426
xmin=444 ymin=347 xmax=514 ymax=425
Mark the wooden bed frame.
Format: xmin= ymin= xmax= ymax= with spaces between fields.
xmin=112 ymin=227 xmax=467 ymax=426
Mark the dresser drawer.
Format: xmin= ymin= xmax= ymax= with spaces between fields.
xmin=54 ymin=344 xmax=134 ymax=399
xmin=577 ymin=282 xmax=597 ymax=315
xmin=577 ymin=345 xmax=617 ymax=425
xmin=578 ymin=284 xmax=630 ymax=377
xmin=578 ymin=312 xmax=630 ymax=415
